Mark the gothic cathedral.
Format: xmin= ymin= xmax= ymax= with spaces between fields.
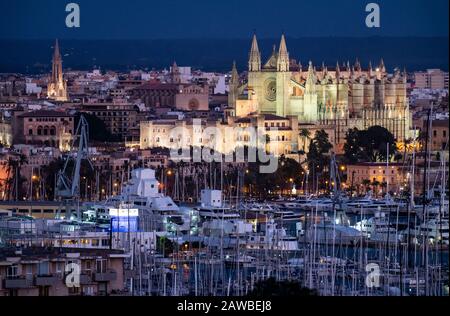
xmin=228 ymin=34 xmax=411 ymax=142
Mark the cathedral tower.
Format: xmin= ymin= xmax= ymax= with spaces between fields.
xmin=276 ymin=34 xmax=290 ymax=117
xmin=47 ymin=39 xmax=68 ymax=101
xmin=248 ymin=33 xmax=261 ymax=72
xmin=303 ymin=61 xmax=318 ymax=122
xmin=228 ymin=61 xmax=239 ymax=107
xmin=171 ymin=61 xmax=181 ymax=84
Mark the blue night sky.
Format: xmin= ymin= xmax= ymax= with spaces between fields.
xmin=0 ymin=0 xmax=448 ymax=39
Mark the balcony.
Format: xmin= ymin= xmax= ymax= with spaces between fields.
xmin=4 ymin=277 xmax=33 ymax=289
xmin=35 ymin=275 xmax=59 ymax=286
xmin=93 ymin=270 xmax=117 ymax=282
xmin=79 ymin=273 xmax=92 ymax=285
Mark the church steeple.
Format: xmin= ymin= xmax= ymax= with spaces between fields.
xmin=52 ymin=39 xmax=63 ymax=84
xmin=277 ymin=34 xmax=289 ymax=72
xmin=171 ymin=60 xmax=181 ymax=83
xmin=248 ymin=33 xmax=261 ymax=72
xmin=47 ymin=39 xmax=68 ymax=101
xmin=54 ymin=39 xmax=61 ymax=60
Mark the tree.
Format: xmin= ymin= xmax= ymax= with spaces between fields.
xmin=6 ymin=154 xmax=28 ymax=200
xmin=344 ymin=126 xmax=397 ymax=163
xmin=314 ymin=130 xmax=333 ymax=154
xmin=307 ymin=130 xmax=333 ymax=191
xmin=343 ymin=128 xmax=362 ymax=163
xmin=244 ymin=156 xmax=304 ymax=197
xmin=299 ymin=128 xmax=311 ymax=151
xmin=362 ymin=179 xmax=371 ymax=193
xmin=372 ymin=180 xmax=380 ymax=197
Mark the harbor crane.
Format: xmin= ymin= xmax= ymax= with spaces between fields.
xmin=55 ymin=114 xmax=93 ymax=219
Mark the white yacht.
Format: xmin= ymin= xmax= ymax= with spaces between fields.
xmin=408 ymin=218 xmax=449 ymax=245
xmin=353 ymin=212 xmax=399 ymax=242
xmin=84 ymin=168 xmax=190 ymax=234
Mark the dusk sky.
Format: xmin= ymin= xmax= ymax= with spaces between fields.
xmin=0 ymin=0 xmax=448 ymax=39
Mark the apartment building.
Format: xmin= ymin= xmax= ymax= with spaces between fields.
xmin=0 ymin=247 xmax=126 ymax=296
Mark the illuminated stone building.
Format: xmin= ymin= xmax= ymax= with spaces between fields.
xmin=47 ymin=39 xmax=69 ymax=102
xmin=229 ymin=34 xmax=412 ymax=147
xmin=140 ymin=34 xmax=412 ymax=159
xmin=17 ymin=110 xmax=73 ymax=150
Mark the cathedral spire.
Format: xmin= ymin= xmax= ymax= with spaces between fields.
xmin=402 ymin=67 xmax=407 ymax=83
xmin=368 ymin=61 xmax=373 ymax=77
xmin=53 ymin=39 xmax=61 ymax=60
xmin=379 ymin=58 xmax=386 ymax=73
xmin=248 ymin=33 xmax=261 ymax=72
xmin=335 ymin=61 xmax=340 ymax=80
xmin=321 ymin=61 xmax=327 ymax=77
xmin=277 ymin=33 xmax=289 ymax=72
xmin=305 ymin=61 xmax=316 ymax=94
xmin=231 ymin=60 xmax=239 ymax=84
xmin=228 ymin=61 xmax=240 ymax=107
xmin=354 ymin=58 xmax=361 ymax=71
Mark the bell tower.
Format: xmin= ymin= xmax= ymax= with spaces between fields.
xmin=47 ymin=39 xmax=68 ymax=101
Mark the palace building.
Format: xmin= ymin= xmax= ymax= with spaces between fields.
xmin=47 ymin=39 xmax=69 ymax=102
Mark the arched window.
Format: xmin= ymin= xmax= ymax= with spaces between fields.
xmin=44 ymin=126 xmax=49 ymax=136
xmin=37 ymin=126 xmax=43 ymax=136
xmin=50 ymin=126 xmax=56 ymax=136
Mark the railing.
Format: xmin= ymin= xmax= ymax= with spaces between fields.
xmin=35 ymin=274 xmax=59 ymax=286
xmin=93 ymin=270 xmax=117 ymax=282
xmin=4 ymin=276 xmax=33 ymax=289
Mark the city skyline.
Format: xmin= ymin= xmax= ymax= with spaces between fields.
xmin=0 ymin=0 xmax=448 ymax=300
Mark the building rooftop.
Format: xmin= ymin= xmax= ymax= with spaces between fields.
xmin=18 ymin=110 xmax=71 ymax=118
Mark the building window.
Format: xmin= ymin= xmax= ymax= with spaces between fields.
xmin=7 ymin=265 xmax=18 ymax=278
xmin=28 ymin=129 xmax=33 ymax=135
xmin=38 ymin=261 xmax=49 ymax=275
xmin=96 ymin=259 xmax=108 ymax=273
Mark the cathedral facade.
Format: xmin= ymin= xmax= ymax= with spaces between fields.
xmin=228 ymin=34 xmax=412 ymax=143
xmin=47 ymin=39 xmax=68 ymax=102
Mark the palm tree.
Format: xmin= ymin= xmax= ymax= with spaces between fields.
xmin=372 ymin=180 xmax=380 ymax=198
xmin=299 ymin=128 xmax=311 ymax=152
xmin=362 ymin=179 xmax=371 ymax=193
xmin=402 ymin=138 xmax=412 ymax=164
xmin=381 ymin=181 xmax=388 ymax=196
xmin=6 ymin=154 xmax=28 ymax=200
